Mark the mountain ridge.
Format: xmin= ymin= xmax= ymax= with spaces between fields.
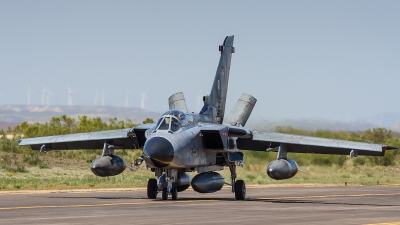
xmin=2 ymin=105 xmax=400 ymax=132
xmin=0 ymin=104 xmax=161 ymax=129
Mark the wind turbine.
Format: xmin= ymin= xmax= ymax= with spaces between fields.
xmin=67 ymin=88 xmax=75 ymax=106
xmin=141 ymin=92 xmax=146 ymax=109
xmin=41 ymin=88 xmax=46 ymax=105
xmin=101 ymin=92 xmax=105 ymax=106
xmin=125 ymin=91 xmax=130 ymax=108
xmin=46 ymin=89 xmax=53 ymax=106
xmin=27 ymin=86 xmax=34 ymax=105
xmin=94 ymin=90 xmax=101 ymax=106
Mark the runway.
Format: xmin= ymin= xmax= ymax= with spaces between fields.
xmin=1 ymin=185 xmax=400 ymax=225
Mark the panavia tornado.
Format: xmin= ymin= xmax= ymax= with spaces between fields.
xmin=19 ymin=36 xmax=397 ymax=200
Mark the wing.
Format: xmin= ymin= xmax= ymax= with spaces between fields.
xmin=234 ymin=129 xmax=397 ymax=156
xmin=19 ymin=124 xmax=155 ymax=151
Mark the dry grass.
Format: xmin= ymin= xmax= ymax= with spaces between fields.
xmin=1 ymin=159 xmax=400 ymax=191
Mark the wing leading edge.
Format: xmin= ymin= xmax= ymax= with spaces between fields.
xmin=236 ymin=130 xmax=397 ymax=156
xmin=18 ymin=124 xmax=155 ymax=151
xmin=19 ymin=128 xmax=136 ymax=150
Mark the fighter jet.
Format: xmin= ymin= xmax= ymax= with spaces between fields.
xmin=19 ymin=36 xmax=397 ymax=200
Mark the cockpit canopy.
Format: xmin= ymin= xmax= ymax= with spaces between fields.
xmin=155 ymin=110 xmax=191 ymax=133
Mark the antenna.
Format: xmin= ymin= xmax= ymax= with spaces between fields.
xmin=141 ymin=92 xmax=146 ymax=109
xmin=27 ymin=86 xmax=34 ymax=105
xmin=67 ymin=87 xmax=75 ymax=106
xmin=125 ymin=91 xmax=130 ymax=108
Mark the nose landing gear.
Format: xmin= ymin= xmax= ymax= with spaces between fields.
xmin=147 ymin=169 xmax=180 ymax=200
xmin=162 ymin=187 xmax=178 ymax=200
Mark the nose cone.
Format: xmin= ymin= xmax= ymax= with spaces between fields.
xmin=143 ymin=137 xmax=174 ymax=168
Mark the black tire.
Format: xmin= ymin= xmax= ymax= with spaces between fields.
xmin=147 ymin=178 xmax=158 ymax=199
xmin=162 ymin=188 xmax=168 ymax=200
xmin=171 ymin=188 xmax=178 ymax=200
xmin=234 ymin=180 xmax=246 ymax=200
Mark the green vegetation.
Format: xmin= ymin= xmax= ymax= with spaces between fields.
xmin=12 ymin=115 xmax=143 ymax=138
xmin=0 ymin=115 xmax=400 ymax=191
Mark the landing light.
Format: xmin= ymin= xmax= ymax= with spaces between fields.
xmin=134 ymin=157 xmax=144 ymax=166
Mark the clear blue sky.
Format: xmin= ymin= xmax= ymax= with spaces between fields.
xmin=1 ymin=1 xmax=399 ymax=121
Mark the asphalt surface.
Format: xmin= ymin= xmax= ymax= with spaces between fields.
xmin=1 ymin=185 xmax=400 ymax=225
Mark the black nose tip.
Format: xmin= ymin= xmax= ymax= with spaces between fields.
xmin=143 ymin=137 xmax=174 ymax=168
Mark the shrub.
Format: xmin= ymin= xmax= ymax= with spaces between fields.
xmin=2 ymin=166 xmax=29 ymax=173
xmin=23 ymin=153 xmax=42 ymax=166
xmin=353 ymin=156 xmax=366 ymax=166
xmin=310 ymin=155 xmax=333 ymax=166
xmin=334 ymin=155 xmax=347 ymax=167
xmin=39 ymin=163 xmax=50 ymax=169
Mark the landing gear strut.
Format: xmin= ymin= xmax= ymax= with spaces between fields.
xmin=224 ymin=153 xmax=246 ymax=200
xmin=161 ymin=187 xmax=178 ymax=200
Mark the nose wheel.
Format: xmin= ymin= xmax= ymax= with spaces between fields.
xmin=171 ymin=187 xmax=178 ymax=200
xmin=162 ymin=187 xmax=178 ymax=200
xmin=162 ymin=188 xmax=168 ymax=200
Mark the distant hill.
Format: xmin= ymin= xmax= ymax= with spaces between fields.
xmin=358 ymin=112 xmax=400 ymax=131
xmin=246 ymin=118 xmax=379 ymax=132
xmin=2 ymin=104 xmax=400 ymax=132
xmin=0 ymin=105 xmax=161 ymax=129
xmin=247 ymin=115 xmax=400 ymax=132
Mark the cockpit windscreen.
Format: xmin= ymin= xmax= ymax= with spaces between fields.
xmin=155 ymin=110 xmax=190 ymax=133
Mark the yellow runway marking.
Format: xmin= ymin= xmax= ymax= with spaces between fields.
xmin=258 ymin=192 xmax=400 ymax=200
xmin=364 ymin=223 xmax=400 ymax=225
xmin=0 ymin=199 xmax=217 ymax=211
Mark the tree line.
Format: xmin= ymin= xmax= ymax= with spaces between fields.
xmin=5 ymin=115 xmax=154 ymax=138
xmin=0 ymin=115 xmax=399 ymax=167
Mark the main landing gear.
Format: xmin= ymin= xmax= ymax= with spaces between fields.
xmin=147 ymin=178 xmax=158 ymax=199
xmin=224 ymin=153 xmax=246 ymax=200
xmin=234 ymin=179 xmax=246 ymax=200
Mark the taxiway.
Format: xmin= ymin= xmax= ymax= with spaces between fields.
xmin=1 ymin=185 xmax=400 ymax=225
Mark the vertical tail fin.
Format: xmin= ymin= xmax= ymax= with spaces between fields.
xmin=201 ymin=35 xmax=235 ymax=123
